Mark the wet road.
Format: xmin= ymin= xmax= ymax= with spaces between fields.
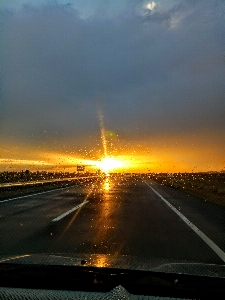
xmin=1 ymin=175 xmax=225 ymax=266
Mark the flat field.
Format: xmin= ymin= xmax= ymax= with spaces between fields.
xmin=148 ymin=172 xmax=225 ymax=207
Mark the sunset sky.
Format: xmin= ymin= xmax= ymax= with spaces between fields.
xmin=1 ymin=0 xmax=225 ymax=173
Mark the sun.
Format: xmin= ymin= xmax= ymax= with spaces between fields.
xmin=98 ymin=157 xmax=124 ymax=174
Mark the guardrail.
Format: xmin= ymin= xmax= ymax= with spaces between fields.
xmin=0 ymin=176 xmax=98 ymax=189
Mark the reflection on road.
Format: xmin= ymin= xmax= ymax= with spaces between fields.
xmin=88 ymin=175 xmax=123 ymax=267
xmin=54 ymin=175 xmax=125 ymax=267
xmin=91 ymin=254 xmax=109 ymax=268
xmin=103 ymin=176 xmax=111 ymax=191
xmin=100 ymin=174 xmax=112 ymax=192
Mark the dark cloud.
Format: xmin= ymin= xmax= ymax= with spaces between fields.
xmin=1 ymin=0 xmax=225 ymax=150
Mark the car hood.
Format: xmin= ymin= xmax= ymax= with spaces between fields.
xmin=0 ymin=253 xmax=225 ymax=278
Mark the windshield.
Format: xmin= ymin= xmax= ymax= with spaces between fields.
xmin=1 ymin=0 xmax=225 ymax=281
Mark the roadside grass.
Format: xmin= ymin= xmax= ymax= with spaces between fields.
xmin=148 ymin=172 xmax=225 ymax=207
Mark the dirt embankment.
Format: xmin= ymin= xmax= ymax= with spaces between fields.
xmin=148 ymin=172 xmax=225 ymax=207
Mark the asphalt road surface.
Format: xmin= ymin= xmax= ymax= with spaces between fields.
xmin=1 ymin=175 xmax=225 ymax=267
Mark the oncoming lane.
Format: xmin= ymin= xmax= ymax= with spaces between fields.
xmin=0 ymin=177 xmax=98 ymax=254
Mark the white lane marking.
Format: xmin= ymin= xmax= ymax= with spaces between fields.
xmin=51 ymin=201 xmax=89 ymax=222
xmin=0 ymin=186 xmax=72 ymax=204
xmin=144 ymin=181 xmax=225 ymax=263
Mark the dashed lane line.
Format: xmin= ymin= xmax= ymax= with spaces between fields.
xmin=51 ymin=201 xmax=89 ymax=222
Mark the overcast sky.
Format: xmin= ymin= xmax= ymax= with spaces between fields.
xmin=1 ymin=0 xmax=225 ymax=171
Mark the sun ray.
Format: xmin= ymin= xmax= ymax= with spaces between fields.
xmin=98 ymin=109 xmax=108 ymax=158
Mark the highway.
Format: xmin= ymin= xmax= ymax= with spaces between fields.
xmin=0 ymin=175 xmax=225 ymax=267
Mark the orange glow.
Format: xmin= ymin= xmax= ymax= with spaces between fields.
xmin=94 ymin=255 xmax=109 ymax=268
xmin=103 ymin=176 xmax=111 ymax=191
xmin=1 ymin=130 xmax=224 ymax=173
xmin=0 ymin=158 xmax=52 ymax=166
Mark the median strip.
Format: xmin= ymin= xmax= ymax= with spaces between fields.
xmin=144 ymin=181 xmax=225 ymax=263
xmin=51 ymin=201 xmax=89 ymax=222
